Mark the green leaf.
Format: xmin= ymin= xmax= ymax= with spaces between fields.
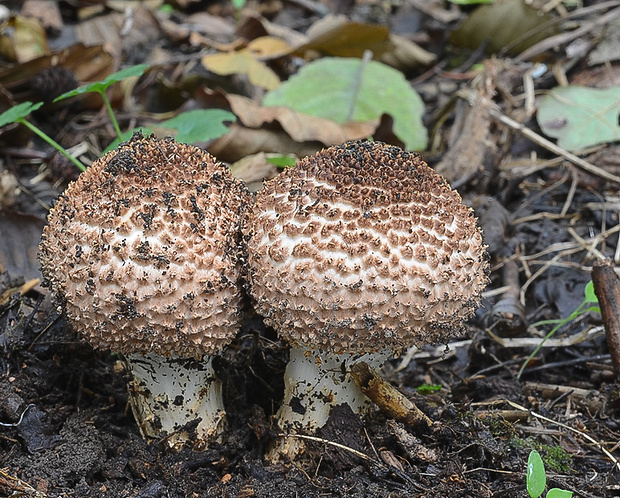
xmin=547 ymin=489 xmax=573 ymax=498
xmin=263 ymin=57 xmax=427 ymax=151
xmin=449 ymin=0 xmax=555 ymax=55
xmin=103 ymin=109 xmax=235 ymax=153
xmin=527 ymin=450 xmax=546 ymax=498
xmin=159 ymin=109 xmax=236 ymax=143
xmin=0 ymin=102 xmax=43 ymax=127
xmin=417 ymin=384 xmax=442 ymax=395
xmin=54 ymin=64 xmax=149 ymax=101
xmin=266 ymin=155 xmax=297 ymax=167
xmin=231 ymin=0 xmax=247 ymax=9
xmin=537 ymin=86 xmax=620 ymax=152
xmin=584 ymin=280 xmax=599 ymax=304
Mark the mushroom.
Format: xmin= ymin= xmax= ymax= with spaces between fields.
xmin=244 ymin=140 xmax=489 ymax=460
xmin=39 ymin=133 xmax=249 ymax=449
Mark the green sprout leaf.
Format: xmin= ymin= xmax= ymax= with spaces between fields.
xmin=417 ymin=384 xmax=442 ymax=395
xmin=518 ymin=280 xmax=601 ymax=378
xmin=158 ymin=109 xmax=236 ymax=144
xmin=53 ymin=64 xmax=150 ymax=102
xmin=104 ymin=109 xmax=235 ymax=153
xmin=547 ymin=489 xmax=573 ymax=498
xmin=0 ymin=101 xmax=85 ymax=171
xmin=263 ymin=57 xmax=428 ymax=151
xmin=584 ymin=280 xmax=599 ymax=305
xmin=0 ymin=101 xmax=43 ymax=127
xmin=266 ymin=154 xmax=297 ymax=168
xmin=527 ymin=450 xmax=546 ymax=498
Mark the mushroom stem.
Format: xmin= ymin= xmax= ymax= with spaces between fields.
xmin=126 ymin=353 xmax=226 ymax=450
xmin=268 ymin=345 xmax=390 ymax=461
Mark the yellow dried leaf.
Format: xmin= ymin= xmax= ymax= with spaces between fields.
xmin=247 ymin=36 xmax=291 ymax=58
xmin=201 ymin=50 xmax=280 ymax=90
xmin=0 ymin=15 xmax=48 ymax=63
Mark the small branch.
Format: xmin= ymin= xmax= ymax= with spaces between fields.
xmin=350 ymin=361 xmax=432 ymax=427
xmin=592 ymin=260 xmax=620 ymax=376
xmin=486 ymin=106 xmax=620 ymax=185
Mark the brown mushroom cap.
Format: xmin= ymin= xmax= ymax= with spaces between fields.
xmin=39 ymin=133 xmax=249 ymax=359
xmin=245 ymin=140 xmax=489 ymax=353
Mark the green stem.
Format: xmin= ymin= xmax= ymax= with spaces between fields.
xmin=100 ymin=91 xmax=123 ymax=141
xmin=19 ymin=118 xmax=86 ymax=172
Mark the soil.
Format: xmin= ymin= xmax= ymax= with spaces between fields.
xmin=1 ymin=1 xmax=620 ymax=497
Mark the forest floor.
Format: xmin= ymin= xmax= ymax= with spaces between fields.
xmin=1 ymin=0 xmax=620 ymax=496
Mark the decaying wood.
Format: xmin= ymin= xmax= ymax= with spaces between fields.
xmin=592 ymin=260 xmax=620 ymax=376
xmin=434 ymin=64 xmax=497 ymax=187
xmin=350 ymin=362 xmax=432 ymax=427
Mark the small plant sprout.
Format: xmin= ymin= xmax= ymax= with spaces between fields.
xmin=518 ymin=281 xmax=601 ymax=379
xmin=54 ymin=64 xmax=150 ymax=141
xmin=527 ymin=450 xmax=573 ymax=498
xmin=0 ymin=102 xmax=86 ymax=171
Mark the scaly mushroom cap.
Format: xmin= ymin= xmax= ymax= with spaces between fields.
xmin=245 ymin=140 xmax=488 ymax=353
xmin=39 ymin=133 xmax=249 ymax=359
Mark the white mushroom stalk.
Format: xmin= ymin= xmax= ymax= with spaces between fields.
xmin=272 ymin=346 xmax=390 ymax=458
xmin=126 ymin=353 xmax=225 ymax=450
xmin=39 ymin=133 xmax=249 ymax=450
xmin=245 ymin=140 xmax=489 ymax=461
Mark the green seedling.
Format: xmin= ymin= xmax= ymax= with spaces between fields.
xmin=54 ymin=64 xmax=149 ymax=142
xmin=417 ymin=384 xmax=442 ymax=395
xmin=527 ymin=450 xmax=573 ymax=498
xmin=0 ymin=101 xmax=86 ymax=171
xmin=517 ymin=280 xmax=600 ymax=379
xmin=266 ymin=154 xmax=297 ymax=168
xmin=103 ymin=109 xmax=237 ymax=153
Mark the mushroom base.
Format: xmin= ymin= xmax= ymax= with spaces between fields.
xmin=267 ymin=346 xmax=390 ymax=462
xmin=126 ymin=353 xmax=226 ymax=451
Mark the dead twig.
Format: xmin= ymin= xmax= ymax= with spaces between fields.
xmin=592 ymin=260 xmax=620 ymax=376
xmin=350 ymin=362 xmax=432 ymax=427
xmin=486 ymin=105 xmax=620 ymax=185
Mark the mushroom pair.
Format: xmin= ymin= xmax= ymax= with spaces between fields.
xmin=40 ymin=135 xmax=488 ymax=457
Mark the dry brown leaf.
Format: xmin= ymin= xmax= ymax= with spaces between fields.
xmin=208 ymin=123 xmax=322 ymax=163
xmin=21 ymin=0 xmax=63 ymax=33
xmin=226 ymin=94 xmax=377 ymax=145
xmin=229 ymin=152 xmax=280 ymax=189
xmin=0 ymin=14 xmax=48 ymax=63
xmin=295 ymin=14 xmax=392 ymax=58
xmin=380 ymin=34 xmax=436 ymax=71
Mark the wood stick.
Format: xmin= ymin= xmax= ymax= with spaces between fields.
xmin=592 ymin=261 xmax=620 ymax=376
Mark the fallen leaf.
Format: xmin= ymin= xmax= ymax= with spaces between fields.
xmin=227 ymin=93 xmax=377 ymax=145
xmin=21 ymin=0 xmax=63 ymax=33
xmin=0 ymin=14 xmax=49 ymax=63
xmin=450 ymin=0 xmax=556 ymax=55
xmin=202 ymin=48 xmax=281 ymax=90
xmin=296 ymin=15 xmax=391 ymax=58
xmin=537 ymin=85 xmax=620 ymax=152
xmin=263 ymin=57 xmax=427 ymax=150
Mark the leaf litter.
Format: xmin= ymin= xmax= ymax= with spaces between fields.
xmin=1 ymin=0 xmax=620 ymax=496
